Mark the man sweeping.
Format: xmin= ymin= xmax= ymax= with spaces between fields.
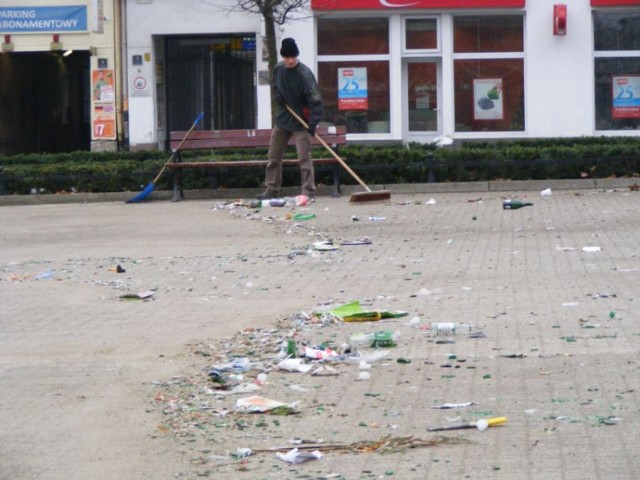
xmin=257 ymin=38 xmax=323 ymax=202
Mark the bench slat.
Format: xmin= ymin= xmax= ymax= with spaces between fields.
xmin=166 ymin=158 xmax=339 ymax=169
xmin=170 ymin=125 xmax=345 ymax=141
xmin=169 ymin=126 xmax=346 ymax=150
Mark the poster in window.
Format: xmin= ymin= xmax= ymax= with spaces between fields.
xmin=338 ymin=67 xmax=368 ymax=110
xmin=473 ymin=78 xmax=503 ymax=120
xmin=612 ymin=76 xmax=640 ymax=119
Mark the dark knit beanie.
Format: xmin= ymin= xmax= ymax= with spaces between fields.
xmin=280 ymin=38 xmax=300 ymax=57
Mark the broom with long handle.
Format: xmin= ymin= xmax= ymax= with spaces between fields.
xmin=126 ymin=112 xmax=204 ymax=203
xmin=285 ymin=105 xmax=391 ymax=203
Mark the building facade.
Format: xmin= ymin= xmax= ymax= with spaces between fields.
xmin=1 ymin=0 xmax=639 ymax=154
xmin=0 ymin=0 xmax=123 ymax=154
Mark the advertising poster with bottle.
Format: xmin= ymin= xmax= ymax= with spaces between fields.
xmin=473 ymin=78 xmax=503 ymax=120
xmin=92 ymin=69 xmax=116 ymax=140
xmin=612 ymin=76 xmax=640 ymax=119
xmin=338 ymin=67 xmax=368 ymax=110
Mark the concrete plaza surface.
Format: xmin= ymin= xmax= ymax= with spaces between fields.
xmin=1 ymin=181 xmax=640 ymax=479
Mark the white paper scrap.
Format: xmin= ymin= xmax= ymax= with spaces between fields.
xmin=276 ymin=448 xmax=323 ymax=464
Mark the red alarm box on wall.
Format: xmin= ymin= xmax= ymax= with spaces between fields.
xmin=554 ymin=4 xmax=567 ymax=36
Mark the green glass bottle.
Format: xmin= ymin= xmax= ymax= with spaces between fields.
xmin=503 ymin=199 xmax=533 ymax=210
xmin=286 ymin=338 xmax=297 ymax=357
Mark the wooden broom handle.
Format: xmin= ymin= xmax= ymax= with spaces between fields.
xmin=154 ymin=112 xmax=204 ymax=184
xmin=285 ymin=105 xmax=371 ymax=192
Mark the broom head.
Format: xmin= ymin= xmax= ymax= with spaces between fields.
xmin=349 ymin=190 xmax=392 ymax=203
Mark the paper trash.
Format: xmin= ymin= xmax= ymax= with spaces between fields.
xmin=277 ymin=358 xmax=313 ymax=373
xmin=276 ymin=447 xmax=323 ymax=464
xmin=231 ymin=447 xmax=252 ymax=459
xmin=345 ymin=350 xmax=389 ymax=364
xmin=431 ymin=402 xmax=477 ymax=409
xmin=314 ymin=241 xmax=339 ymax=251
xmin=311 ymin=365 xmax=339 ymax=376
xmin=303 ymin=346 xmax=339 ymax=360
xmin=235 ymin=396 xmax=299 ymax=414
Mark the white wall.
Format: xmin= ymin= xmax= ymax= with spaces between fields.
xmin=126 ymin=0 xmax=261 ymax=147
xmin=124 ymin=0 xmax=638 ymax=148
xmin=525 ymin=1 xmax=595 ymax=137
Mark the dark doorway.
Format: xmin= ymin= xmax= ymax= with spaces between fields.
xmin=163 ymin=35 xmax=256 ymax=135
xmin=0 ymin=51 xmax=91 ymax=155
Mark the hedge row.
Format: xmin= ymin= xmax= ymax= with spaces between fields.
xmin=1 ymin=137 xmax=639 ymax=195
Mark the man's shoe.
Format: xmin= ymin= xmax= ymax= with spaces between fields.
xmin=301 ymin=193 xmax=316 ymax=204
xmin=256 ymin=190 xmax=279 ymax=200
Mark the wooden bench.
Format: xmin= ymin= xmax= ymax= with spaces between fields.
xmin=166 ymin=126 xmax=347 ymax=201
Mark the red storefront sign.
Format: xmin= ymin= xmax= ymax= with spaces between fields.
xmin=312 ymin=0 xmax=524 ymax=10
xmin=591 ymin=0 xmax=640 ymax=5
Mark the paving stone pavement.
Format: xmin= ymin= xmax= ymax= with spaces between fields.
xmin=1 ymin=185 xmax=640 ymax=479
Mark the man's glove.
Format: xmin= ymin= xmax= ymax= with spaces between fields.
xmin=307 ymin=124 xmax=316 ymax=136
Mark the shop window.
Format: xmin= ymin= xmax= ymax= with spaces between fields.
xmin=454 ymin=59 xmax=524 ymax=132
xmin=594 ymin=13 xmax=640 ymax=131
xmin=318 ymin=61 xmax=390 ymax=133
xmin=318 ymin=18 xmax=389 ymax=55
xmin=454 ymin=16 xmax=523 ymax=53
xmin=453 ymin=15 xmax=524 ymax=132
xmin=594 ymin=13 xmax=640 ymax=51
xmin=404 ymin=18 xmax=438 ymax=51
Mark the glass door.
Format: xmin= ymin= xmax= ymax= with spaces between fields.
xmin=406 ymin=61 xmax=439 ymax=133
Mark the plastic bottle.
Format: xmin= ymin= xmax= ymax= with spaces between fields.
xmin=286 ymin=338 xmax=297 ymax=357
xmin=348 ymin=330 xmax=400 ymax=348
xmin=428 ymin=322 xmax=474 ymax=337
xmin=503 ymin=199 xmax=533 ymax=210
xmin=372 ymin=331 xmax=398 ymax=347
xmin=294 ymin=195 xmax=309 ymax=206
xmin=262 ymin=198 xmax=287 ymax=207
xmin=348 ymin=332 xmax=376 ymax=348
xmin=292 ymin=213 xmax=316 ymax=221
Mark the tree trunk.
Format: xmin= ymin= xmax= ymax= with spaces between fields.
xmin=263 ymin=13 xmax=278 ymax=124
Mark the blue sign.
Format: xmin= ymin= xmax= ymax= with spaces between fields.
xmin=0 ymin=6 xmax=87 ymax=33
xmin=338 ymin=67 xmax=369 ymax=110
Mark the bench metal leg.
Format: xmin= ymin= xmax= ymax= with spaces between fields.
xmin=208 ymin=170 xmax=220 ymax=189
xmin=425 ymin=153 xmax=437 ymax=183
xmin=171 ymin=170 xmax=185 ymax=202
xmin=331 ymin=164 xmax=341 ymax=197
xmin=0 ymin=167 xmax=6 ymax=195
